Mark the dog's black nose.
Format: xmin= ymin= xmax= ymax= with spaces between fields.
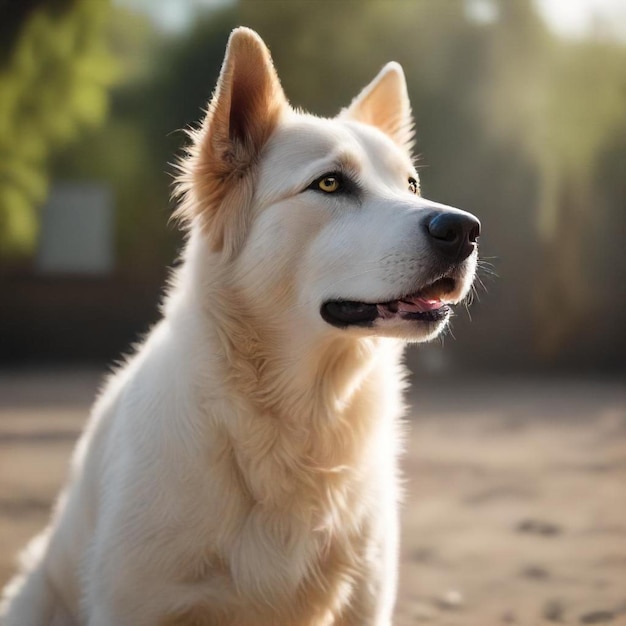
xmin=426 ymin=212 xmax=480 ymax=262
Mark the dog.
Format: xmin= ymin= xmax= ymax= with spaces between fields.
xmin=1 ymin=27 xmax=480 ymax=625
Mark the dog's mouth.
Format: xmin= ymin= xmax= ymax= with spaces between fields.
xmin=321 ymin=277 xmax=457 ymax=328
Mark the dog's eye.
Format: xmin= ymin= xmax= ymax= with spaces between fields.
xmin=317 ymin=175 xmax=342 ymax=193
xmin=308 ymin=173 xmax=345 ymax=194
xmin=408 ymin=177 xmax=419 ymax=195
xmin=305 ymin=172 xmax=354 ymax=196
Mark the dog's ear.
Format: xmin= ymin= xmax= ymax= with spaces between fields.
xmin=174 ymin=27 xmax=288 ymax=256
xmin=341 ymin=62 xmax=414 ymax=153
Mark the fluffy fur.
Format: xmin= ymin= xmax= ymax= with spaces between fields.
xmin=1 ymin=28 xmax=479 ymax=625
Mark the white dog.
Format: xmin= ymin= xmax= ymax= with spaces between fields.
xmin=1 ymin=28 xmax=480 ymax=625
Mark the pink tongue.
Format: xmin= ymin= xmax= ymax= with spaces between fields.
xmin=397 ymin=297 xmax=442 ymax=312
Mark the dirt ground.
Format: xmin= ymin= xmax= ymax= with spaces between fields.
xmin=0 ymin=369 xmax=624 ymax=625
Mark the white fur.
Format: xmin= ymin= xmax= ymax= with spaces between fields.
xmin=1 ymin=28 xmax=478 ymax=626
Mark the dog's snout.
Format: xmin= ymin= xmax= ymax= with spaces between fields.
xmin=426 ymin=212 xmax=480 ymax=262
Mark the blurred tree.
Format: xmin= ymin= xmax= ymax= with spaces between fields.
xmin=51 ymin=5 xmax=238 ymax=275
xmin=532 ymin=39 xmax=626 ymax=358
xmin=478 ymin=0 xmax=626 ymax=359
xmin=0 ymin=0 xmax=117 ymax=256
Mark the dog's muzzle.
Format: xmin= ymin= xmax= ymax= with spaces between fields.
xmin=321 ymin=208 xmax=480 ymax=330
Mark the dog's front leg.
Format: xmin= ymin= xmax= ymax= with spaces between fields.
xmin=334 ymin=576 xmax=395 ymax=626
xmin=335 ymin=513 xmax=399 ymax=626
xmin=335 ymin=569 xmax=396 ymax=626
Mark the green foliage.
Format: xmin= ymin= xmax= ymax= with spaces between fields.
xmin=0 ymin=0 xmax=118 ymax=256
xmin=51 ymin=7 xmax=238 ymax=274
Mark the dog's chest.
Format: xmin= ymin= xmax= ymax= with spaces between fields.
xmin=165 ymin=521 xmax=361 ymax=626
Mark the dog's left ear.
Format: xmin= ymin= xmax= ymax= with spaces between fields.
xmin=341 ymin=62 xmax=414 ymax=153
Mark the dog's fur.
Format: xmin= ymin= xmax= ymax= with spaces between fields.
xmin=1 ymin=28 xmax=479 ymax=625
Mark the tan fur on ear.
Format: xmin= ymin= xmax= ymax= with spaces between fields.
xmin=341 ymin=62 xmax=414 ymax=153
xmin=173 ymin=28 xmax=289 ymax=257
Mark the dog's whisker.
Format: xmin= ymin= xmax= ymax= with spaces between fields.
xmin=475 ymin=275 xmax=489 ymax=293
xmin=464 ymin=293 xmax=474 ymax=321
xmin=477 ymin=267 xmax=498 ymax=279
xmin=477 ymin=259 xmax=498 ymax=279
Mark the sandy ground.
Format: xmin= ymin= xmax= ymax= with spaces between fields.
xmin=0 ymin=368 xmax=624 ymax=625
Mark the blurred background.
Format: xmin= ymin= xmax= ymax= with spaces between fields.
xmin=1 ymin=0 xmax=625 ymax=372
xmin=1 ymin=1 xmax=625 ymax=624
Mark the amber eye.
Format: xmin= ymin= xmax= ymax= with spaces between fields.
xmin=408 ymin=177 xmax=419 ymax=194
xmin=318 ymin=176 xmax=341 ymax=193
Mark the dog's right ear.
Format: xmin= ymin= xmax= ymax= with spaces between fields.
xmin=174 ymin=28 xmax=288 ymax=257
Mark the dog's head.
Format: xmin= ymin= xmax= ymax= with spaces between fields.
xmin=175 ymin=28 xmax=479 ymax=344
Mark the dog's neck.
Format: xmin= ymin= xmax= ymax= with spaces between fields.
xmin=165 ymin=232 xmax=405 ymax=505
xmin=173 ymin=230 xmax=401 ymax=419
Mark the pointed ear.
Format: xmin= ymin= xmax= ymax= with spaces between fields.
xmin=207 ymin=27 xmax=288 ymax=161
xmin=174 ymin=27 xmax=288 ymax=256
xmin=341 ymin=62 xmax=414 ymax=153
